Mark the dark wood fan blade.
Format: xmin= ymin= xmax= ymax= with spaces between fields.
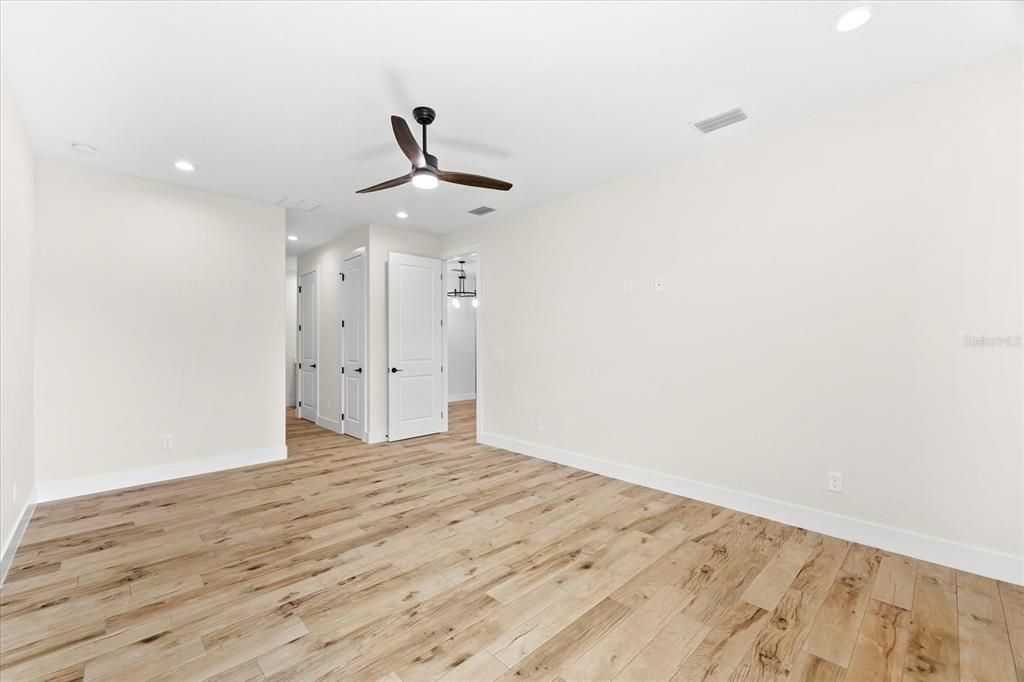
xmin=391 ymin=116 xmax=426 ymax=168
xmin=355 ymin=174 xmax=411 ymax=194
xmin=438 ymin=170 xmax=513 ymax=191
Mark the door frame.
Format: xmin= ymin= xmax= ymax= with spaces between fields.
xmin=440 ymin=244 xmax=481 ymax=442
xmin=298 ymin=265 xmax=319 ymax=422
xmin=340 ymin=247 xmax=368 ymax=442
xmin=386 ymin=251 xmax=447 ymax=441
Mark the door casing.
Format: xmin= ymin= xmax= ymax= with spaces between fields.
xmin=298 ymin=268 xmax=318 ymax=422
xmin=341 ymin=249 xmax=367 ymax=440
xmin=387 ymin=252 xmax=446 ymax=441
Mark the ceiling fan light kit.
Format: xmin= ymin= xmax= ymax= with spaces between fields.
xmin=356 ymin=106 xmax=513 ymax=194
xmin=412 ymin=168 xmax=439 ymax=189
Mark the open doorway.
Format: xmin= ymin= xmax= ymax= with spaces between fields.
xmin=445 ymin=251 xmax=479 ymax=437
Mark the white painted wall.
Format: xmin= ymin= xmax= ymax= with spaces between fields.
xmin=285 ymin=257 xmax=297 ymax=407
xmin=297 ymin=227 xmax=369 ymax=431
xmin=33 ymin=160 xmax=287 ymax=495
xmin=447 ymin=270 xmax=477 ymax=401
xmin=0 ymin=66 xmax=36 ymax=559
xmin=445 ymin=53 xmax=1023 ymax=580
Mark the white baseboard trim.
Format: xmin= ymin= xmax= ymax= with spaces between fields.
xmin=316 ymin=415 xmax=344 ymax=435
xmin=36 ymin=446 xmax=288 ymax=503
xmin=1 ymin=487 xmax=38 ymax=586
xmin=449 ymin=393 xmax=477 ymax=402
xmin=367 ymin=429 xmax=387 ymax=444
xmin=480 ymin=432 xmax=1024 ymax=586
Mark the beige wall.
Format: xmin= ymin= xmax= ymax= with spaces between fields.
xmin=33 ymin=160 xmax=287 ymax=493
xmin=446 ymin=53 xmax=1022 ymax=573
xmin=0 ymin=67 xmax=36 ymax=558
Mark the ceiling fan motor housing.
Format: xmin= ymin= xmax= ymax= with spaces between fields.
xmin=413 ymin=106 xmax=436 ymax=125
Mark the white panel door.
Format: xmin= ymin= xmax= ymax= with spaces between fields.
xmin=387 ymin=252 xmax=444 ymax=441
xmin=298 ymin=270 xmax=317 ymax=421
xmin=342 ymin=253 xmax=365 ymax=438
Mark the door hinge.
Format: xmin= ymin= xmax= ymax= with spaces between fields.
xmin=441 ymin=365 xmax=444 ymax=373
xmin=341 ymin=367 xmax=345 ymax=374
xmin=440 ymin=319 xmax=444 ymax=326
xmin=298 ymin=324 xmax=302 ymax=331
xmin=298 ymin=363 xmax=302 ymax=369
xmin=298 ymin=400 xmax=302 ymax=407
xmin=341 ymin=412 xmax=345 ymax=420
xmin=341 ymin=320 xmax=345 ymax=328
xmin=298 ymin=285 xmax=302 ymax=293
xmin=340 ymin=272 xmax=345 ymax=281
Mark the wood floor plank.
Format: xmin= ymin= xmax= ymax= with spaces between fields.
xmin=788 ymin=651 xmax=846 ymax=681
xmin=740 ymin=539 xmax=814 ymax=612
xmin=904 ymin=561 xmax=959 ymax=681
xmin=495 ymin=598 xmax=630 ymax=681
xmin=150 ymin=616 xmax=307 ymax=681
xmin=872 ymin=553 xmax=917 ymax=610
xmin=560 ymin=585 xmax=687 ymax=680
xmin=728 ymin=588 xmax=818 ymax=681
xmin=956 ymin=571 xmax=1016 ymax=682
xmin=672 ymin=600 xmax=770 ymax=682
xmin=613 ymin=609 xmax=711 ymax=682
xmin=803 ymin=543 xmax=884 ymax=667
xmin=0 ymin=400 xmax=1016 ymax=682
xmin=844 ymin=598 xmax=910 ymax=682
xmin=998 ymin=581 xmax=1024 ymax=682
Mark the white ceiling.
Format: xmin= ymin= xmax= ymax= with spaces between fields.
xmin=1 ymin=1 xmax=1019 ymax=255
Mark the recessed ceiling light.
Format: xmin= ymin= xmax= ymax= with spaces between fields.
xmin=174 ymin=160 xmax=195 ymax=172
xmin=71 ymin=143 xmax=96 ymax=155
xmin=287 ymin=235 xmax=298 ymax=241
xmin=396 ymin=211 xmax=409 ymax=219
xmin=834 ymin=5 xmax=873 ymax=32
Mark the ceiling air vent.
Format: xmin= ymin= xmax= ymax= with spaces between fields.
xmin=468 ymin=206 xmax=496 ymax=216
xmin=276 ymin=195 xmax=322 ymax=212
xmin=693 ymin=107 xmax=748 ymax=134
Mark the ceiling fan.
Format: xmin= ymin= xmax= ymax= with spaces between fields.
xmin=356 ymin=107 xmax=513 ymax=194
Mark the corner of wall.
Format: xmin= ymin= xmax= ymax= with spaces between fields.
xmin=0 ymin=63 xmax=37 ymax=573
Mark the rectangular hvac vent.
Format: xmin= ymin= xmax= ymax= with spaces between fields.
xmin=276 ymin=195 xmax=322 ymax=212
xmin=468 ymin=206 xmax=496 ymax=216
xmin=693 ymin=107 xmax=748 ymax=134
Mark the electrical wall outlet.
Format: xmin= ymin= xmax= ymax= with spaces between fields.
xmin=536 ymin=419 xmax=544 ymax=432
xmin=162 ymin=435 xmax=174 ymax=449
xmin=623 ymin=280 xmax=633 ymax=295
xmin=828 ymin=472 xmax=842 ymax=492
xmin=655 ymin=278 xmax=665 ymax=292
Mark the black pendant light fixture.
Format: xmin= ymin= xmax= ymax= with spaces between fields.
xmin=447 ymin=260 xmax=478 ymax=308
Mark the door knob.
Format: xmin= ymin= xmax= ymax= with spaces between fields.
xmin=355 ymin=368 xmax=363 ymax=373
xmin=311 ymin=363 xmax=317 ymax=368
xmin=390 ymin=367 xmax=403 ymax=373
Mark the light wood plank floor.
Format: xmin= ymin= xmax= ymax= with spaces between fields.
xmin=1 ymin=400 xmax=1020 ymax=681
